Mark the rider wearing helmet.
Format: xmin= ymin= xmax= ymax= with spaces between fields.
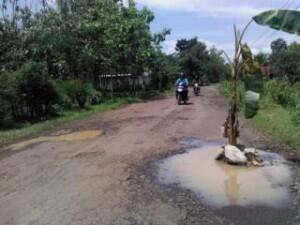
xmin=176 ymin=73 xmax=189 ymax=86
xmin=175 ymin=73 xmax=189 ymax=99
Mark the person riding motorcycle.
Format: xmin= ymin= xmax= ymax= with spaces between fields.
xmin=193 ymin=78 xmax=200 ymax=96
xmin=175 ymin=73 xmax=189 ymax=100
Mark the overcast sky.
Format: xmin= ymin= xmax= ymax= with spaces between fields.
xmin=135 ymin=0 xmax=300 ymax=55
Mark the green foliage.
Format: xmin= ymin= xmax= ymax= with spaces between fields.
xmin=264 ymin=79 xmax=300 ymax=107
xmin=0 ymin=62 xmax=60 ymax=127
xmin=271 ymin=38 xmax=288 ymax=55
xmin=0 ymin=0 xmax=173 ymax=129
xmin=253 ymin=97 xmax=300 ymax=151
xmin=218 ymin=81 xmax=232 ymax=98
xmin=18 ymin=62 xmax=59 ymax=119
xmin=243 ymin=74 xmax=263 ymax=93
xmin=176 ymin=38 xmax=209 ymax=79
xmin=53 ymin=79 xmax=101 ymax=109
xmin=18 ymin=62 xmax=55 ymax=116
xmin=218 ymin=81 xmax=245 ymax=108
xmin=63 ymin=80 xmax=94 ymax=108
xmin=0 ymin=71 xmax=20 ymax=127
xmin=219 ymin=79 xmax=300 ymax=150
xmin=254 ymin=53 xmax=269 ymax=66
xmin=292 ymin=105 xmax=300 ymax=127
xmin=241 ymin=44 xmax=261 ymax=74
xmin=206 ymin=47 xmax=231 ymax=83
xmin=253 ymin=10 xmax=300 ymax=35
xmin=175 ymin=38 xmax=230 ymax=83
xmin=0 ymin=96 xmax=141 ymax=146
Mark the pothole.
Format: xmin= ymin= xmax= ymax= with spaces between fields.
xmin=158 ymin=142 xmax=293 ymax=208
xmin=8 ymin=130 xmax=103 ymax=151
xmin=155 ymin=140 xmax=299 ymax=225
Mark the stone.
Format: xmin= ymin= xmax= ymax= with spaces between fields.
xmin=244 ymin=148 xmax=258 ymax=155
xmin=224 ymin=145 xmax=248 ymax=165
xmin=216 ymin=145 xmax=264 ymax=167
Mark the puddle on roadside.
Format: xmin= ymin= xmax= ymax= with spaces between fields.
xmin=158 ymin=142 xmax=293 ymax=208
xmin=8 ymin=130 xmax=102 ymax=151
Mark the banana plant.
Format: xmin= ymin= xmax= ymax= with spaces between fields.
xmin=224 ymin=9 xmax=300 ymax=146
xmin=222 ymin=22 xmax=252 ymax=146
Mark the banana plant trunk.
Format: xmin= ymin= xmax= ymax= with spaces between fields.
xmin=225 ymin=23 xmax=250 ymax=146
xmin=228 ymin=56 xmax=239 ymax=146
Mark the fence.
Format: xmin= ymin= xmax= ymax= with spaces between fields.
xmin=98 ymin=73 xmax=150 ymax=93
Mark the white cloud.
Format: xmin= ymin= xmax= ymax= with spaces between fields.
xmin=137 ymin=0 xmax=280 ymax=18
xmin=139 ymin=0 xmax=299 ymax=55
xmin=163 ymin=39 xmax=177 ymax=54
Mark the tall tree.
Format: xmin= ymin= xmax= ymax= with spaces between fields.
xmin=271 ymin=38 xmax=287 ymax=55
xmin=176 ymin=38 xmax=209 ymax=80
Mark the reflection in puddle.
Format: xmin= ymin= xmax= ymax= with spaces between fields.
xmin=158 ymin=144 xmax=293 ymax=208
xmin=9 ymin=130 xmax=102 ymax=151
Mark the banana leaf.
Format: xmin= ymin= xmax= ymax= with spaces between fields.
xmin=253 ymin=10 xmax=300 ymax=35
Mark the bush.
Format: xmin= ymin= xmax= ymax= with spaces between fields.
xmin=90 ymin=89 xmax=103 ymax=105
xmin=0 ymin=62 xmax=60 ymax=128
xmin=0 ymin=71 xmax=20 ymax=127
xmin=18 ymin=62 xmax=59 ymax=120
xmin=243 ymin=74 xmax=263 ymax=93
xmin=50 ymin=79 xmax=103 ymax=110
xmin=264 ymin=79 xmax=299 ymax=107
xmin=61 ymin=80 xmax=94 ymax=108
xmin=218 ymin=81 xmax=245 ymax=105
xmin=50 ymin=80 xmax=73 ymax=110
xmin=218 ymin=81 xmax=231 ymax=98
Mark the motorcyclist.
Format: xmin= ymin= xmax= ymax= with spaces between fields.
xmin=175 ymin=73 xmax=189 ymax=99
xmin=193 ymin=77 xmax=200 ymax=95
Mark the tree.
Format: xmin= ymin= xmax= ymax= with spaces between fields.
xmin=0 ymin=0 xmax=172 ymax=126
xmin=206 ymin=47 xmax=230 ymax=83
xmin=271 ymin=38 xmax=287 ymax=55
xmin=254 ymin=52 xmax=269 ymax=66
xmin=254 ymin=10 xmax=300 ymax=82
xmin=176 ymin=38 xmax=209 ymax=80
xmin=271 ymin=42 xmax=300 ymax=82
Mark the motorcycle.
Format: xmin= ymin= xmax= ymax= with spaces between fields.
xmin=176 ymin=83 xmax=188 ymax=105
xmin=193 ymin=83 xmax=200 ymax=96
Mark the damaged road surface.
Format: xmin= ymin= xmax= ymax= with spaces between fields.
xmin=0 ymin=86 xmax=299 ymax=225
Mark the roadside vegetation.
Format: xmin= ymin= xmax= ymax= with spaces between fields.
xmin=0 ymin=0 xmax=173 ymax=125
xmin=219 ymin=39 xmax=300 ymax=150
xmin=0 ymin=0 xmax=229 ymax=145
xmin=0 ymin=90 xmax=169 ymax=146
xmin=0 ymin=0 xmax=175 ymax=141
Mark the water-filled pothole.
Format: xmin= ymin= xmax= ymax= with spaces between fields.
xmin=158 ymin=142 xmax=293 ymax=208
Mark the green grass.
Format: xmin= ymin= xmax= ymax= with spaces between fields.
xmin=252 ymin=97 xmax=300 ymax=150
xmin=0 ymin=96 xmax=145 ymax=147
xmin=218 ymin=81 xmax=300 ymax=151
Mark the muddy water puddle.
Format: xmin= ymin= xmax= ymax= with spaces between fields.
xmin=8 ymin=130 xmax=102 ymax=151
xmin=157 ymin=140 xmax=298 ymax=224
xmin=158 ymin=146 xmax=293 ymax=208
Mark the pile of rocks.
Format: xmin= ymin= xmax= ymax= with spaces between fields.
xmin=216 ymin=145 xmax=264 ymax=167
